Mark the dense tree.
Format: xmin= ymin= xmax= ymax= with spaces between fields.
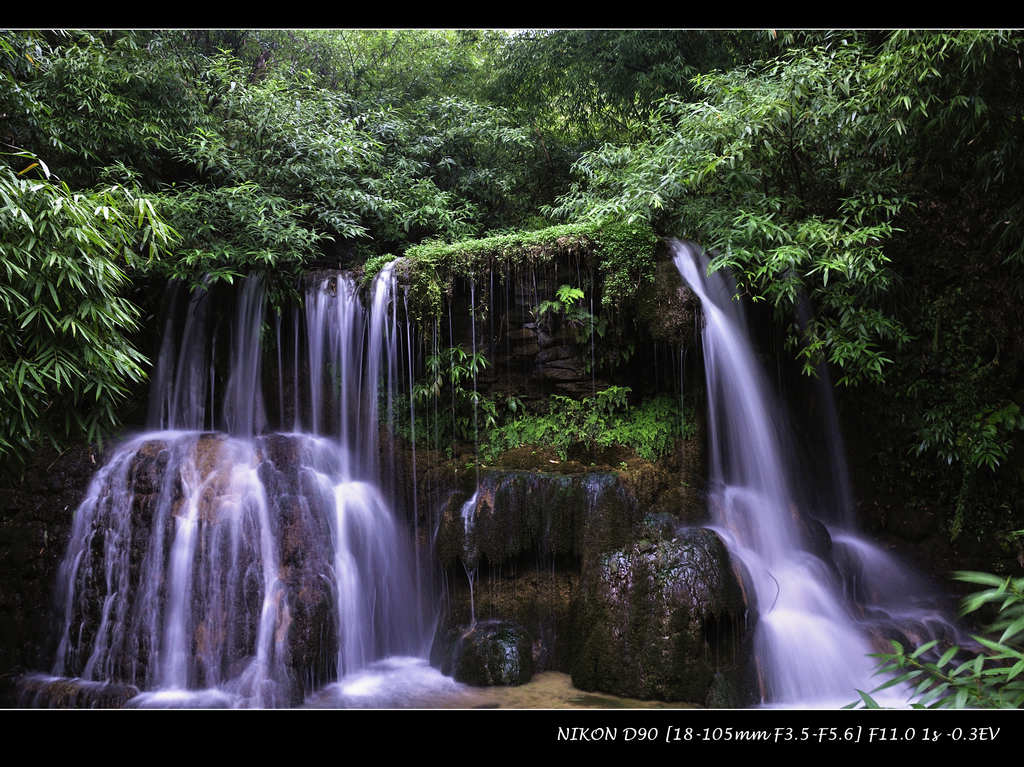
xmin=0 ymin=29 xmax=550 ymax=461
xmin=2 ymin=28 xmax=1023 ymax=550
xmin=539 ymin=31 xmax=1024 ymax=544
xmin=0 ymin=157 xmax=172 ymax=458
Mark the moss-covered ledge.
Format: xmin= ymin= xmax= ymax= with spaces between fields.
xmin=376 ymin=219 xmax=659 ymax=324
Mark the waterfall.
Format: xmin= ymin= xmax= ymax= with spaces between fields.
xmin=222 ymin=274 xmax=267 ymax=437
xmin=48 ymin=267 xmax=433 ymax=707
xmin=671 ymin=240 xmax=959 ymax=707
xmin=40 ymin=245 xmax=964 ymax=709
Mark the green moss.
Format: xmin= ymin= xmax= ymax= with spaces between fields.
xmin=405 ymin=222 xmax=600 ymax=274
xmin=432 ymin=620 xmax=535 ymax=686
xmin=359 ymin=253 xmax=397 ymax=289
xmin=593 ymin=220 xmax=660 ymax=309
xmin=570 ymin=527 xmax=749 ymax=702
xmin=397 ymin=219 xmax=658 ymax=324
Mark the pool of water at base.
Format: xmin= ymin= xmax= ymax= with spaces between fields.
xmin=302 ymin=657 xmax=700 ymax=709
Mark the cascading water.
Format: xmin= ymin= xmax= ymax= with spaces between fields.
xmin=671 ymin=239 xmax=960 ymax=707
xmin=44 ymin=268 xmax=439 ymax=707
xmin=31 ymin=243 xmax=964 ymax=710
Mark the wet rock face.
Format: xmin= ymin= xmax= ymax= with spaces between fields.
xmin=636 ymin=258 xmax=699 ymax=345
xmin=442 ymin=568 xmax=577 ymax=673
xmin=15 ymin=674 xmax=139 ymax=709
xmin=798 ymin=515 xmax=834 ymax=562
xmin=432 ymin=469 xmax=640 ymax=674
xmin=256 ymin=434 xmax=340 ymax=700
xmin=571 ymin=526 xmax=751 ymax=704
xmin=0 ymin=441 xmax=98 ymax=692
xmin=432 ymin=466 xmax=710 ymax=678
xmin=436 ymin=469 xmax=641 ymax=571
xmin=431 ymin=620 xmax=534 ymax=686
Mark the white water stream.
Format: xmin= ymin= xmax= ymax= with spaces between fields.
xmin=50 ymin=269 xmax=434 ymax=707
xmin=672 ymin=240 xmax=960 ymax=706
xmin=44 ymin=247 xmax=962 ymax=709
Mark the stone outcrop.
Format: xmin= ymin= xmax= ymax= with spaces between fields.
xmin=15 ymin=674 xmax=140 ymax=709
xmin=436 ymin=469 xmax=641 ymax=571
xmin=428 ymin=457 xmax=751 ymax=706
xmin=570 ymin=524 xmax=753 ymax=705
xmin=431 ymin=620 xmax=535 ymax=686
xmin=0 ymin=441 xmax=98 ymax=702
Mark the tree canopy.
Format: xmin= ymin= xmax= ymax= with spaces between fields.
xmin=2 ymin=29 xmax=1023 ymax=544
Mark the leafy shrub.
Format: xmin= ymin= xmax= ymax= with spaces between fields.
xmin=852 ymin=569 xmax=1024 ymax=708
xmin=483 ymin=387 xmax=694 ymax=463
xmin=0 ymin=155 xmax=173 ymax=461
xmin=402 ymin=346 xmax=521 ymax=449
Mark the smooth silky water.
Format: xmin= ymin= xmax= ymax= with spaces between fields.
xmin=672 ymin=240 xmax=962 ymax=708
xmin=45 ymin=268 xmax=450 ymax=708
xmin=37 ymin=247 xmax=962 ymax=708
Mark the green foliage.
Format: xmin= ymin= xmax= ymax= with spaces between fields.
xmin=242 ymin=30 xmax=500 ymax=108
xmin=0 ymin=155 xmax=173 ymax=461
xmin=401 ymin=219 xmax=658 ymax=325
xmin=407 ymin=346 xmax=521 ymax=448
xmin=360 ymin=253 xmax=397 ymax=289
xmin=0 ymin=31 xmax=206 ymax=189
xmin=549 ymin=39 xmax=920 ymax=386
xmin=867 ymin=32 xmax=1024 ymax=265
xmin=398 ymin=356 xmax=694 ymax=465
xmin=534 ymin=284 xmax=603 ymax=347
xmin=537 ymin=283 xmax=585 ymax=315
xmin=853 ymin=570 xmax=1024 ymax=708
xmin=915 ymin=399 xmax=1024 ymax=540
xmin=873 ymin=265 xmax=1024 ymax=542
xmin=146 ymin=181 xmax=326 ymax=290
xmin=483 ymin=387 xmax=694 ymax=463
xmin=490 ymin=30 xmax=772 ymax=145
xmin=401 ymin=222 xmax=600 ymax=324
xmin=593 ymin=219 xmax=660 ymax=310
xmin=0 ymin=29 xmax=543 ymax=265
xmin=0 ymin=28 xmax=565 ymax=457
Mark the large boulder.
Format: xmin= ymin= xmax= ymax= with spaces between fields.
xmin=571 ymin=524 xmax=753 ymax=705
xmin=436 ymin=469 xmax=641 ymax=571
xmin=431 ymin=620 xmax=535 ymax=686
xmin=15 ymin=673 xmax=140 ymax=709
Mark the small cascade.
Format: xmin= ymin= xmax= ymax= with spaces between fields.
xmin=671 ymin=240 xmax=959 ymax=706
xmin=222 ymin=274 xmax=267 ymax=437
xmin=469 ymin=277 xmax=479 ymax=476
xmin=147 ymin=281 xmax=214 ymax=431
xmin=402 ymin=288 xmax=423 ymax=637
xmin=588 ymin=282 xmax=596 ymax=395
xmin=53 ymin=432 xmax=290 ymax=707
xmin=459 ymin=490 xmax=480 ymax=628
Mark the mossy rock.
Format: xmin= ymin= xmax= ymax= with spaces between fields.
xmin=435 ymin=469 xmax=640 ymax=571
xmin=438 ymin=567 xmax=578 ymax=672
xmin=636 ymin=256 xmax=699 ymax=344
xmin=398 ymin=220 xmax=658 ymax=324
xmin=15 ymin=674 xmax=140 ymax=708
xmin=431 ymin=620 xmax=535 ymax=686
xmin=571 ymin=526 xmax=751 ymax=703
xmin=704 ymin=669 xmax=749 ymax=709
